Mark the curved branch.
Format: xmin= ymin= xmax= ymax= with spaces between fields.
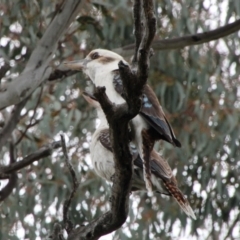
xmin=114 ymin=18 xmax=240 ymax=57
xmin=15 ymin=87 xmax=43 ymax=145
xmin=0 ymin=0 xmax=84 ymax=109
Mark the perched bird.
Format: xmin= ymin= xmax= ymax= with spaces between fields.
xmin=64 ymin=49 xmax=181 ymax=192
xmin=82 ymin=91 xmax=196 ymax=220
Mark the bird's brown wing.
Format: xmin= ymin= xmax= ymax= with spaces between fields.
xmin=140 ymin=85 xmax=181 ymax=147
xmin=134 ymin=150 xmax=173 ymax=181
xmin=112 ymin=70 xmax=181 ymax=147
xmin=98 ymin=129 xmax=113 ymax=152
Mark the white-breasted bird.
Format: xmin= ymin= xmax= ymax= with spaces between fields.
xmin=64 ymin=49 xmax=181 ymax=192
xmin=82 ymin=91 xmax=196 ymax=220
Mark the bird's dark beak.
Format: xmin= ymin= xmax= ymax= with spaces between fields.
xmin=82 ymin=91 xmax=97 ymax=101
xmin=82 ymin=91 xmax=100 ymax=108
xmin=63 ymin=59 xmax=89 ymax=71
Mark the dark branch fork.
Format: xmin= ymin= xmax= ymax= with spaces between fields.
xmin=67 ymin=0 xmax=156 ymax=239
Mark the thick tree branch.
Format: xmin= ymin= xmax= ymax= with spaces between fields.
xmin=114 ymin=18 xmax=240 ymax=57
xmin=0 ymin=141 xmax=61 ymax=175
xmin=68 ymin=87 xmax=135 ymax=240
xmin=0 ymin=0 xmax=84 ymax=109
xmin=132 ymin=0 xmax=143 ymax=64
xmin=67 ymin=1 xmax=156 ymax=239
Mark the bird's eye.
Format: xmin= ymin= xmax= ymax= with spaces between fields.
xmin=91 ymin=52 xmax=99 ymax=60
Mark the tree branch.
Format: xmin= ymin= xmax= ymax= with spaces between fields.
xmin=48 ymin=19 xmax=240 ymax=83
xmin=114 ymin=18 xmax=240 ymax=57
xmin=60 ymin=134 xmax=80 ymax=235
xmin=132 ymin=0 xmax=143 ymax=65
xmin=0 ymin=141 xmax=62 ymax=175
xmin=0 ymin=0 xmax=84 ymax=109
xmin=15 ymin=87 xmax=43 ymax=145
xmin=67 ymin=1 xmax=156 ymax=239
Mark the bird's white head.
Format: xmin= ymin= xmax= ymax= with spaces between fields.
xmin=64 ymin=49 xmax=127 ymax=83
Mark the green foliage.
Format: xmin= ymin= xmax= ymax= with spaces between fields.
xmin=0 ymin=0 xmax=240 ymax=239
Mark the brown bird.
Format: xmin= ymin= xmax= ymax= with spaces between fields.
xmin=82 ymin=91 xmax=196 ymax=219
xmin=64 ymin=49 xmax=181 ymax=192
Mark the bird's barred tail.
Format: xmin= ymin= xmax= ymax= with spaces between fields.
xmin=163 ymin=181 xmax=196 ymax=220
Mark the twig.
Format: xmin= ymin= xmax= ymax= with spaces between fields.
xmin=137 ymin=0 xmax=156 ymax=84
xmin=0 ymin=97 xmax=29 ymax=151
xmin=0 ymin=141 xmax=62 ymax=174
xmin=0 ymin=142 xmax=17 ymax=202
xmin=60 ymin=134 xmax=79 ymax=235
xmin=114 ymin=18 xmax=240 ymax=57
xmin=15 ymin=86 xmax=43 ymax=145
xmin=132 ymin=0 xmax=143 ymax=65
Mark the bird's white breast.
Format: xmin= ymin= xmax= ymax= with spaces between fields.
xmin=94 ymin=68 xmax=126 ymax=105
xmin=90 ymin=128 xmax=115 ymax=181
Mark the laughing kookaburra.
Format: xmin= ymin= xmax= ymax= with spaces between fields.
xmin=82 ymin=91 xmax=196 ymax=220
xmin=64 ymin=49 xmax=181 ymax=192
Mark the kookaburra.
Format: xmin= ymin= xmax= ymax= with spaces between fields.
xmin=64 ymin=49 xmax=181 ymax=192
xmin=82 ymin=91 xmax=196 ymax=220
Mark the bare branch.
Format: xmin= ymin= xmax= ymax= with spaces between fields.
xmin=68 ymin=85 xmax=134 ymax=239
xmin=0 ymin=141 xmax=61 ymax=174
xmin=132 ymin=0 xmax=143 ymax=65
xmin=114 ymin=18 xmax=240 ymax=57
xmin=60 ymin=134 xmax=79 ymax=235
xmin=15 ymin=87 xmax=43 ymax=145
xmin=0 ymin=0 xmax=84 ymax=109
xmin=0 ymin=97 xmax=29 ymax=151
